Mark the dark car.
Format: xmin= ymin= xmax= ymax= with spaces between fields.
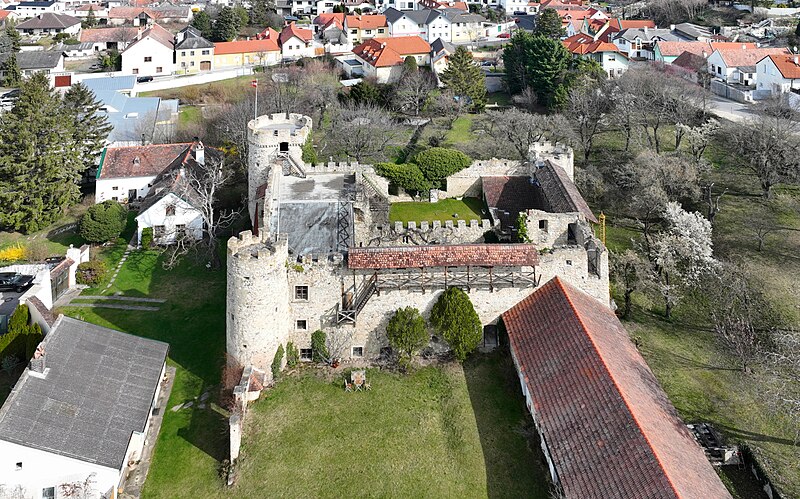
xmin=0 ymin=272 xmax=35 ymax=293
xmin=137 ymin=76 xmax=154 ymax=83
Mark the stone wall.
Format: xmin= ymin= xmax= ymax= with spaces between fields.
xmin=529 ymin=141 xmax=574 ymax=180
xmin=357 ymin=219 xmax=495 ymax=247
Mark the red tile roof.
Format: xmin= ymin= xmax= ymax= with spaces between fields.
xmin=655 ymin=41 xmax=757 ymax=58
xmin=314 ymin=12 xmax=344 ymax=30
xmin=124 ymin=23 xmax=174 ymax=51
xmin=503 ymin=277 xmax=732 ymax=499
xmin=763 ymin=54 xmax=800 ymax=79
xmin=98 ymin=143 xmax=194 ymax=180
xmin=347 ymin=244 xmax=539 ymax=269
xmin=353 ymin=36 xmax=430 ymax=68
xmin=0 ymin=11 xmax=11 ymax=20
xmin=279 ymin=22 xmax=313 ymax=45
xmin=607 ymin=18 xmax=655 ymax=30
xmin=80 ymin=27 xmax=139 ymax=43
xmin=714 ymin=46 xmax=790 ymax=68
xmin=214 ymin=38 xmax=279 ymax=55
xmin=563 ymin=33 xmax=621 ymax=55
xmin=345 ymin=14 xmax=387 ymax=29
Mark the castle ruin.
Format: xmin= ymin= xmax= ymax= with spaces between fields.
xmin=227 ymin=113 xmax=609 ymax=377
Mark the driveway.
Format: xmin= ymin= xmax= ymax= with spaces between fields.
xmin=706 ymin=94 xmax=758 ymax=123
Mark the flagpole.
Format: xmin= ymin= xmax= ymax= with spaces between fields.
xmin=254 ymin=79 xmax=258 ymax=120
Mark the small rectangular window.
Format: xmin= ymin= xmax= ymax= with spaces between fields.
xmin=538 ymin=220 xmax=548 ymax=231
xmin=42 ymin=488 xmax=55 ymax=499
xmin=294 ymin=285 xmax=309 ymax=300
xmin=190 ymin=50 xmax=195 ymax=56
xmin=15 ymin=462 xmax=22 ymax=470
xmin=296 ymin=319 xmax=307 ymax=330
xmin=154 ymin=225 xmax=165 ymax=238
xmin=300 ymin=348 xmax=312 ymax=361
xmin=112 ymin=186 xmax=119 ymax=190
xmin=156 ymin=66 xmax=163 ymax=73
xmin=144 ymin=56 xmax=152 ymax=62
xmin=352 ymin=346 xmax=364 ymax=357
xmin=165 ymin=204 xmax=176 ymax=216
xmin=202 ymin=49 xmax=209 ymax=55
xmin=133 ymin=68 xmax=139 ymax=74
xmin=175 ymin=224 xmax=186 ymax=238
xmin=182 ymin=51 xmax=186 ymax=56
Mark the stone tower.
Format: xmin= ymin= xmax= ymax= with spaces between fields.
xmin=226 ymin=230 xmax=290 ymax=375
xmin=247 ymin=113 xmax=312 ymax=225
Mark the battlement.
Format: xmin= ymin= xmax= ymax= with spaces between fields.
xmin=248 ymin=113 xmax=312 ymax=149
xmin=529 ymin=141 xmax=574 ymax=180
xmin=227 ymin=230 xmax=289 ymax=264
xmin=394 ymin=219 xmax=493 ymax=231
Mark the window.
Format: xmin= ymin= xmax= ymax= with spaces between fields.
xmin=15 ymin=462 xmax=22 ymax=470
xmin=133 ymin=68 xmax=139 ymax=74
xmin=202 ymin=49 xmax=210 ymax=55
xmin=144 ymin=56 xmax=152 ymax=62
xmin=165 ymin=204 xmax=176 ymax=216
xmin=365 ymin=29 xmax=372 ymax=34
xmin=300 ymin=348 xmax=313 ymax=361
xmin=296 ymin=319 xmax=307 ymax=330
xmin=112 ymin=186 xmax=119 ymax=190
xmin=175 ymin=224 xmax=186 ymax=238
xmin=190 ymin=50 xmax=195 ymax=56
xmin=538 ymin=219 xmax=548 ymax=231
xmin=42 ymin=488 xmax=55 ymax=499
xmin=156 ymin=66 xmax=163 ymax=73
xmin=190 ymin=61 xmax=195 ymax=66
xmin=295 ymin=285 xmax=309 ymax=300
xmin=181 ymin=62 xmax=186 ymax=67
xmin=351 ymin=346 xmax=364 ymax=357
xmin=112 ymin=196 xmax=118 ymax=201
xmin=181 ymin=51 xmax=186 ymax=56
xmin=154 ymin=225 xmax=165 ymax=238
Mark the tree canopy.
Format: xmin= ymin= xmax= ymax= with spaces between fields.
xmin=386 ymin=307 xmax=429 ymax=368
xmin=412 ymin=147 xmax=472 ymax=186
xmin=439 ymin=46 xmax=486 ymax=112
xmin=79 ymin=201 xmax=127 ymax=243
xmin=430 ymin=287 xmax=482 ymax=362
xmin=533 ymin=8 xmax=564 ymax=39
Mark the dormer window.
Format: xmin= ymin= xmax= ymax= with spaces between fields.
xmin=165 ymin=204 xmax=176 ymax=216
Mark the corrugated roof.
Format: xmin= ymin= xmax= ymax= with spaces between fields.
xmin=0 ymin=316 xmax=168 ymax=470
xmin=348 ymin=244 xmax=539 ymax=269
xmin=503 ymin=277 xmax=733 ymax=499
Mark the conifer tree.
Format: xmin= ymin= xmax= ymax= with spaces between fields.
xmin=212 ymin=7 xmax=241 ymax=42
xmin=249 ymin=0 xmax=271 ymax=27
xmin=191 ymin=10 xmax=213 ymax=39
xmin=430 ymin=287 xmax=482 ymax=362
xmin=83 ymin=6 xmax=98 ymax=28
xmin=439 ymin=46 xmax=486 ymax=112
xmin=1 ymin=53 xmax=22 ymax=88
xmin=63 ymin=82 xmax=112 ymax=174
xmin=5 ymin=20 xmax=21 ymax=53
xmin=0 ymin=73 xmax=82 ymax=233
xmin=533 ymin=8 xmax=564 ymax=39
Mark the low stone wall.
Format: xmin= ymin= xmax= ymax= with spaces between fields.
xmin=360 ymin=219 xmax=494 ymax=247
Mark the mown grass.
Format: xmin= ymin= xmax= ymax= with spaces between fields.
xmin=390 ymin=198 xmax=488 ymax=226
xmin=235 ymin=352 xmax=551 ymax=498
xmin=446 ymin=116 xmax=475 ymax=145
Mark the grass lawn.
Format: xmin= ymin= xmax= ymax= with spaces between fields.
xmin=235 ymin=352 xmax=552 ymax=498
xmin=446 ymin=116 xmax=475 ymax=145
xmin=179 ymin=105 xmax=202 ymax=129
xmin=390 ymin=198 xmax=488 ymax=226
xmin=61 ymin=248 xmax=229 ymax=498
xmin=0 ymin=204 xmax=91 ymax=262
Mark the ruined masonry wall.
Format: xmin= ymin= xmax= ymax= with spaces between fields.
xmin=357 ymin=219 xmax=494 ymax=247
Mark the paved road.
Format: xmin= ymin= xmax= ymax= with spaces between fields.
xmin=706 ymin=94 xmax=758 ymax=123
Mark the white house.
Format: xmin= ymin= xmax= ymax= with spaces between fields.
xmin=80 ymin=26 xmax=140 ymax=52
xmin=756 ymin=54 xmax=800 ymax=95
xmin=134 ymin=143 xmax=220 ymax=246
xmin=279 ymin=22 xmax=316 ymax=60
xmin=121 ymin=23 xmax=174 ymax=76
xmin=351 ymin=35 xmax=430 ymax=83
xmin=563 ymin=33 xmax=629 ymax=78
xmin=15 ymin=12 xmax=81 ymax=36
xmin=384 ymin=8 xmax=435 ymax=40
xmin=707 ymin=46 xmax=791 ymax=87
xmin=12 ymin=0 xmax=64 ymax=17
xmin=0 ymin=316 xmax=168 ymax=499
xmin=95 ymin=142 xmax=204 ymax=204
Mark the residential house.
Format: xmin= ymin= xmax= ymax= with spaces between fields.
xmin=653 ymin=40 xmax=756 ymax=64
xmin=375 ymin=0 xmax=419 ymax=11
xmin=315 ymin=0 xmax=339 ymax=14
xmin=0 ymin=11 xmax=15 ymax=25
xmin=563 ymin=33 xmax=628 ymax=77
xmin=313 ymin=12 xmax=345 ymax=42
xmin=95 ymin=142 xmax=204 ymax=203
xmin=83 ymin=76 xmax=179 ymax=147
xmin=11 ymin=0 xmax=63 ymax=17
xmin=342 ymin=14 xmax=388 ymax=44
xmin=441 ymin=9 xmax=487 ymax=43
xmin=756 ymin=53 xmax=800 ymax=95
xmin=0 ymin=316 xmax=169 ymax=499
xmin=214 ymin=38 xmax=281 ymax=68
xmin=121 ymin=23 xmax=174 ymax=76
xmin=669 ymin=50 xmax=710 ymax=84
xmin=580 ymin=18 xmax=655 ymax=43
xmin=672 ymin=22 xmax=712 ymax=41
xmin=503 ymin=277 xmax=733 ymax=499
xmin=385 ymin=8 xmax=439 ymax=40
xmin=418 ymin=0 xmax=468 ymax=11
xmin=707 ymin=46 xmax=791 ymax=86
xmin=63 ymin=41 xmax=95 ymax=57
xmin=135 ymin=143 xmax=219 ymax=245
xmin=611 ymin=27 xmax=684 ymax=60
xmin=0 ymin=49 xmax=65 ymax=77
xmin=174 ymin=26 xmax=214 ymax=73
xmin=351 ymin=35 xmax=430 ymax=83
xmin=15 ymin=12 xmax=81 ymax=36
xmin=79 ymin=26 xmax=139 ymax=52
xmin=108 ymin=6 xmax=192 ymax=26
xmin=279 ymin=22 xmax=316 ymax=60
xmin=430 ymin=36 xmax=454 ymax=85
xmin=63 ymin=4 xmax=109 ymax=24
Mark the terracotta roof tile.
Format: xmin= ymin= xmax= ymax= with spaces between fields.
xmin=345 ymin=14 xmax=387 ymax=29
xmin=279 ymin=22 xmax=313 ymax=45
xmin=714 ymin=46 xmax=790 ymax=68
xmin=214 ymin=38 xmax=279 ymax=55
xmin=761 ymin=54 xmax=800 ymax=79
xmin=348 ymin=244 xmax=539 ymax=269
xmin=503 ymin=277 xmax=732 ymax=499
xmin=563 ymin=34 xmax=621 ymax=55
xmin=80 ymin=27 xmax=139 ymax=43
xmin=353 ymin=36 xmax=430 ymax=68
xmin=97 ymin=143 xmax=193 ymax=180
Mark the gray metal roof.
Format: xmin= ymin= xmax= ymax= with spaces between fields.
xmin=430 ymin=37 xmax=455 ymax=55
xmin=0 ymin=316 xmax=168 ymax=470
xmin=384 ymin=7 xmax=440 ymax=25
xmin=613 ymin=28 xmax=684 ymax=43
xmin=175 ymin=26 xmax=214 ymax=50
xmin=0 ymin=50 xmax=64 ymax=70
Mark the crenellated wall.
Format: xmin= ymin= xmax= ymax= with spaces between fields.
xmin=356 ymin=219 xmax=495 ymax=247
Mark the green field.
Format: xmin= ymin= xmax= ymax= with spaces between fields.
xmin=390 ymin=198 xmax=488 ymax=227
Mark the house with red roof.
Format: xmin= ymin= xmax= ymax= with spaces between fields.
xmin=214 ymin=37 xmax=281 ymax=69
xmin=756 ymin=53 xmax=800 ymax=96
xmin=279 ymin=22 xmax=317 ymax=60
xmin=503 ymin=276 xmax=733 ymax=499
xmin=351 ymin=35 xmax=431 ymax=83
xmin=313 ymin=12 xmax=345 ymax=42
xmin=80 ymin=26 xmax=140 ymax=52
xmin=563 ymin=33 xmax=628 ymax=77
xmin=121 ymin=23 xmax=174 ymax=76
xmin=707 ymin=45 xmax=791 ymax=87
xmin=342 ymin=14 xmax=388 ymax=44
xmin=653 ymin=40 xmax=757 ymax=64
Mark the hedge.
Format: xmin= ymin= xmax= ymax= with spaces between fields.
xmin=412 ymin=148 xmax=471 ymax=185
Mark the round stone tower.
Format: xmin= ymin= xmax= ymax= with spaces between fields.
xmin=247 ymin=112 xmax=312 ymax=224
xmin=226 ymin=230 xmax=290 ymax=376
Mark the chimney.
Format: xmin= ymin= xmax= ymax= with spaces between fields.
xmin=643 ymin=26 xmax=648 ymax=36
xmin=29 ymin=344 xmax=47 ymax=377
xmin=702 ymin=50 xmax=707 ymax=58
xmin=133 ymin=156 xmax=140 ymax=165
xmin=670 ymin=24 xmax=675 ymax=31
xmin=795 ymin=56 xmax=799 ymax=66
xmin=742 ymin=43 xmax=746 ymax=50
xmin=193 ymin=139 xmax=205 ymax=165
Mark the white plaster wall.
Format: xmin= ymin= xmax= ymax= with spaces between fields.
xmin=756 ymin=58 xmax=800 ymax=94
xmin=96 ymin=176 xmax=158 ymax=204
xmin=0 ymin=440 xmax=120 ymax=499
xmin=281 ymin=36 xmax=315 ymax=59
xmin=122 ymin=37 xmax=174 ymax=76
xmin=388 ymin=17 xmax=426 ymax=39
xmin=135 ymin=193 xmax=204 ymax=245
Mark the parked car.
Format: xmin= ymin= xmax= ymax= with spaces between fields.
xmin=497 ymin=32 xmax=511 ymax=38
xmin=137 ymin=76 xmax=154 ymax=83
xmin=0 ymin=272 xmax=35 ymax=293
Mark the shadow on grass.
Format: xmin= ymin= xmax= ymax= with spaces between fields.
xmin=463 ymin=349 xmax=552 ymax=499
xmin=714 ymin=423 xmax=800 ymax=449
xmin=177 ymin=403 xmax=229 ymax=462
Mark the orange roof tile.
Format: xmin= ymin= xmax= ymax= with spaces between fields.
xmin=353 ymin=36 xmax=430 ymax=68
xmin=348 ymin=244 xmax=539 ymax=269
xmin=345 ymin=14 xmax=387 ymax=29
xmin=214 ymin=38 xmax=279 ymax=55
xmin=763 ymin=54 xmax=800 ymax=79
xmin=563 ymin=34 xmax=621 ymax=55
xmin=279 ymin=22 xmax=313 ymax=45
xmin=714 ymin=46 xmax=791 ymax=68
xmin=80 ymin=27 xmax=139 ymax=43
xmin=503 ymin=277 xmax=733 ymax=499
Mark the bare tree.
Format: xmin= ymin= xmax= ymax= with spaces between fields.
xmin=511 ymin=87 xmax=538 ymax=112
xmin=327 ymin=103 xmax=400 ymax=163
xmin=762 ymin=328 xmax=800 ymax=444
xmin=489 ymin=108 xmax=573 ymax=161
xmin=428 ymin=89 xmax=466 ymax=128
xmin=744 ymin=195 xmax=800 ymax=252
xmin=162 ymin=154 xmax=243 ymax=269
xmin=59 ymin=474 xmax=97 ymax=499
xmin=703 ymin=182 xmax=726 ymax=226
xmin=568 ymin=82 xmax=613 ymax=162
xmin=610 ymin=249 xmax=651 ymax=320
xmin=394 ymin=70 xmax=435 ymax=116
xmin=608 ymin=78 xmax=638 ymax=151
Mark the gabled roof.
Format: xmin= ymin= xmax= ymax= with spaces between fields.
xmin=0 ymin=50 xmax=64 ymax=70
xmin=614 ymin=27 xmax=682 ymax=42
xmin=17 ymin=0 xmax=56 ymax=6
xmin=314 ymin=12 xmax=344 ymax=30
xmin=430 ymin=37 xmax=455 ymax=55
xmin=0 ymin=316 xmax=168 ymax=470
xmin=761 ymin=54 xmax=800 ymax=79
xmin=80 ymin=26 xmax=139 ymax=43
xmin=97 ymin=143 xmax=195 ymax=180
xmin=502 ymin=277 xmax=733 ymax=499
xmin=175 ymin=25 xmax=214 ymax=50
xmin=535 ymin=160 xmax=597 ymax=222
xmin=124 ymin=23 xmax=174 ymax=52
xmin=607 ymin=18 xmax=655 ymax=31
xmin=672 ymin=50 xmax=707 ymax=72
xmin=214 ymin=38 xmax=280 ymax=54
xmin=655 ymin=40 xmax=757 ymax=58
xmin=16 ymin=12 xmax=80 ymax=29
xmin=384 ymin=7 xmax=440 ymax=25
xmin=279 ymin=22 xmax=313 ymax=45
xmin=712 ymin=46 xmax=791 ymax=68
xmin=345 ymin=14 xmax=387 ymax=29
xmin=348 ymin=244 xmax=539 ymax=269
xmin=482 ymin=176 xmax=546 ymax=229
xmin=353 ymin=36 xmax=430 ymax=67
xmin=439 ymin=9 xmax=486 ymax=23
xmin=108 ymin=6 xmax=190 ymax=20
xmin=563 ymin=33 xmax=622 ymax=55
